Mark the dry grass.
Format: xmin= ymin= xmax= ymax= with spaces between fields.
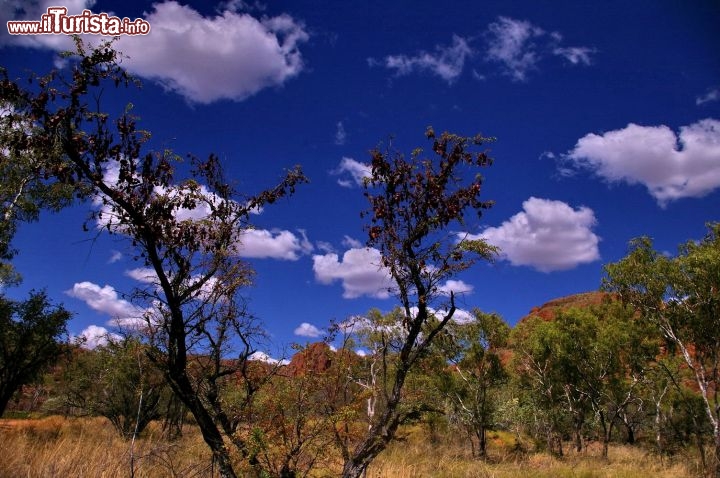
xmin=0 ymin=416 xmax=212 ymax=478
xmin=0 ymin=417 xmax=698 ymax=478
xmin=367 ymin=426 xmax=695 ymax=478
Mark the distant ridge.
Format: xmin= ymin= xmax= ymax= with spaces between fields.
xmin=520 ymin=291 xmax=611 ymax=323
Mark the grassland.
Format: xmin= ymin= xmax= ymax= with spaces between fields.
xmin=0 ymin=416 xmax=699 ymax=477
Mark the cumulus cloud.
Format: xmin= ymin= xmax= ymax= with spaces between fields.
xmin=564 ymin=119 xmax=720 ymax=206
xmin=448 ymin=308 xmax=475 ymax=324
xmin=124 ymin=267 xmax=157 ymax=283
xmin=119 ymin=2 xmax=308 ymax=103
xmin=236 ymin=228 xmax=313 ymax=260
xmin=486 ymin=17 xmax=594 ymax=81
xmin=378 ymin=34 xmax=473 ymax=83
xmin=250 ymin=351 xmax=289 ymax=365
xmin=312 ymin=247 xmax=395 ymax=299
xmin=341 ymin=306 xmax=474 ymax=338
xmin=437 ymin=279 xmax=474 ymax=296
xmin=294 ymin=322 xmax=323 ymax=338
xmin=472 ymin=197 xmax=600 ymax=272
xmin=93 ymin=162 xmax=231 ymax=230
xmin=66 ymin=281 xmax=145 ymax=323
xmin=75 ymin=325 xmax=120 ymax=349
xmin=333 ymin=157 xmax=372 ymax=188
xmin=94 ymin=162 xmax=310 ymax=266
xmin=1 ymin=1 xmax=309 ymax=104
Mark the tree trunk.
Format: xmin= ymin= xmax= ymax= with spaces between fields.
xmin=342 ymin=402 xmax=403 ymax=478
xmin=342 ymin=460 xmax=368 ymax=478
xmin=714 ymin=425 xmax=720 ymax=478
xmin=573 ymin=413 xmax=583 ymax=453
xmin=478 ymin=424 xmax=487 ymax=458
xmin=0 ymin=384 xmax=17 ymax=417
xmin=342 ymin=338 xmax=418 ymax=477
xmin=280 ymin=463 xmax=297 ymax=478
xmin=166 ymin=362 xmax=238 ymax=478
xmin=555 ymin=434 xmax=564 ymax=457
xmin=655 ymin=410 xmax=663 ymax=457
xmin=625 ymin=423 xmax=635 ymax=445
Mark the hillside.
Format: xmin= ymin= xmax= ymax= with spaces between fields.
xmin=519 ymin=291 xmax=612 ymax=323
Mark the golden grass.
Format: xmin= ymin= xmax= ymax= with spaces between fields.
xmin=0 ymin=416 xmax=212 ymax=478
xmin=0 ymin=417 xmax=697 ymax=478
xmin=367 ymin=426 xmax=695 ymax=478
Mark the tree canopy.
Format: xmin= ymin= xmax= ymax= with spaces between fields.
xmin=0 ymin=291 xmax=70 ymax=416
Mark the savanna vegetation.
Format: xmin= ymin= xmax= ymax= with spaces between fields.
xmin=1 ymin=40 xmax=718 ymax=477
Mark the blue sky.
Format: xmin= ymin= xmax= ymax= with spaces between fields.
xmin=2 ymin=1 xmax=719 ymax=357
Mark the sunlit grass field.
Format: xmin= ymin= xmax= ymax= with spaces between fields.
xmin=0 ymin=416 xmax=698 ymax=477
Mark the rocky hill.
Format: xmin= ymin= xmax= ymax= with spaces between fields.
xmin=519 ymin=291 xmax=612 ymax=323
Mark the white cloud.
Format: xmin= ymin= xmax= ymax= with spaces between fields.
xmin=335 ymin=121 xmax=347 ymax=145
xmin=564 ymin=119 xmax=720 ymax=205
xmin=473 ymin=197 xmax=600 ymax=272
xmin=437 ymin=279 xmax=474 ymax=296
xmin=553 ymin=46 xmax=594 ymax=65
xmin=412 ymin=306 xmax=474 ymax=324
xmin=236 ymin=228 xmax=313 ymax=260
xmin=116 ymin=2 xmax=308 ymax=103
xmin=486 ymin=17 xmax=544 ymax=81
xmin=486 ymin=17 xmax=594 ymax=81
xmin=93 ymin=162 xmax=227 ymax=229
xmin=96 ymin=163 xmax=309 ymax=262
xmin=333 ymin=157 xmax=371 ymax=188
xmin=107 ymin=250 xmax=123 ymax=264
xmin=448 ymin=308 xmax=474 ymax=324
xmin=312 ymin=247 xmax=395 ymax=299
xmin=66 ymin=281 xmax=145 ymax=321
xmin=316 ymin=241 xmax=336 ymax=254
xmin=341 ymin=307 xmax=474 ymax=338
xmin=380 ymin=34 xmax=473 ymax=83
xmin=697 ymin=88 xmax=720 ymax=105
xmin=294 ymin=322 xmax=323 ymax=338
xmin=250 ymin=351 xmax=289 ymax=365
xmin=342 ymin=235 xmax=363 ymax=249
xmin=1 ymin=1 xmax=308 ymax=104
xmin=125 ymin=267 xmax=158 ymax=284
xmin=75 ymin=325 xmax=120 ymax=349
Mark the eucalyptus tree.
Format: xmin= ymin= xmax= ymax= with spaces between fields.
xmin=435 ymin=310 xmax=510 ymax=458
xmin=0 ymin=291 xmax=70 ymax=416
xmin=604 ymin=223 xmax=720 ymax=475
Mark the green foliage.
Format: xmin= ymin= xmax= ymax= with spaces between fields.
xmin=0 ymin=291 xmax=70 ymax=416
xmin=60 ymin=337 xmax=171 ymax=439
xmin=0 ymin=112 xmax=74 ymax=284
xmin=433 ymin=311 xmax=510 ymax=458
xmin=604 ymin=223 xmax=720 ymax=472
xmin=510 ymin=300 xmax=658 ymax=456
